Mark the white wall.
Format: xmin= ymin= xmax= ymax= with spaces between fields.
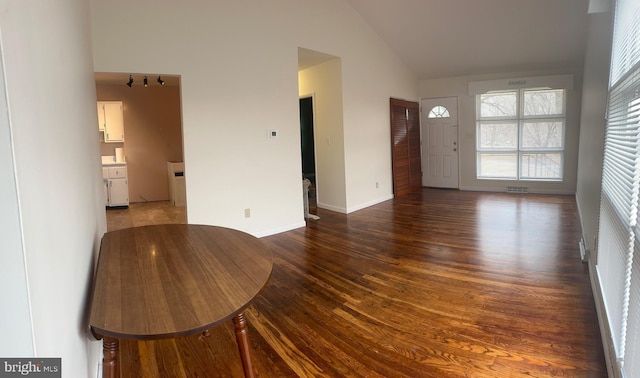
xmin=576 ymin=11 xmax=613 ymax=259
xmin=576 ymin=7 xmax=615 ymax=377
xmin=0 ymin=0 xmax=105 ymax=376
xmin=90 ymin=0 xmax=417 ymax=233
xmin=0 ymin=21 xmax=32 ymax=357
xmin=336 ymin=12 xmax=418 ymax=212
xmin=419 ymin=69 xmax=583 ymax=194
xmin=299 ymin=58 xmax=347 ymax=212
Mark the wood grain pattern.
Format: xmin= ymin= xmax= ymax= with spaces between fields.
xmin=390 ymin=98 xmax=421 ymax=197
xmin=89 ymin=224 xmax=273 ymax=340
xmin=115 ymin=189 xmax=606 ymax=377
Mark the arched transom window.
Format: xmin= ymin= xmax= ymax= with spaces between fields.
xmin=428 ymin=105 xmax=450 ymax=118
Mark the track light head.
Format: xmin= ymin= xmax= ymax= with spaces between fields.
xmin=126 ymin=75 xmax=134 ymax=87
xmin=144 ymin=76 xmax=148 ymax=87
xmin=157 ymin=76 xmax=165 ymax=86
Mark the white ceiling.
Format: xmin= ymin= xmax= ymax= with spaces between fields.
xmin=98 ymin=1 xmax=591 ymax=85
xmin=345 ymin=0 xmax=591 ymax=80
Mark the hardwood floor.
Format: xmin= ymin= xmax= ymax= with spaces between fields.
xmin=108 ymin=189 xmax=607 ymax=377
xmin=106 ymin=201 xmax=186 ymax=232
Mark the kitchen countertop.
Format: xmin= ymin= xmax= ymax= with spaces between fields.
xmin=102 ymin=161 xmax=126 ymax=166
xmin=101 ymin=156 xmax=126 ymax=166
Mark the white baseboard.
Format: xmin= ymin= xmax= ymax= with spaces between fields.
xmin=317 ymin=194 xmax=394 ymax=214
xmin=346 ymin=194 xmax=394 ymax=214
xmin=589 ymin=259 xmax=623 ymax=378
xmin=254 ymin=221 xmax=306 ymax=238
xmin=317 ymin=202 xmax=347 ymax=214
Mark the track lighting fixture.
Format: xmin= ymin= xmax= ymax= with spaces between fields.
xmin=124 ymin=74 xmax=167 ymax=87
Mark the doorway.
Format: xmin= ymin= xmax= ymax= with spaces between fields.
xmin=420 ymin=97 xmax=459 ymax=189
xmin=300 ymin=96 xmax=317 ymax=214
xmin=300 ymin=96 xmax=316 ymax=184
xmin=95 ymin=73 xmax=186 ymax=230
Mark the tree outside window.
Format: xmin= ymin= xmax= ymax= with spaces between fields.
xmin=476 ymin=89 xmax=565 ymax=180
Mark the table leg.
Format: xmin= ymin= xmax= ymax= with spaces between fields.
xmin=102 ymin=337 xmax=119 ymax=378
xmin=232 ymin=312 xmax=255 ymax=378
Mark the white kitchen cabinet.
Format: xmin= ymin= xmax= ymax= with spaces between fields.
xmin=108 ymin=178 xmax=129 ymax=207
xmin=97 ymin=101 xmax=124 ymax=143
xmin=102 ymin=167 xmax=109 ymax=206
xmin=103 ymin=164 xmax=129 ymax=207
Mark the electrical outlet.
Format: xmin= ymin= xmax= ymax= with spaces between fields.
xmin=376 ymin=182 xmax=379 ymax=189
xmin=244 ymin=208 xmax=251 ymax=218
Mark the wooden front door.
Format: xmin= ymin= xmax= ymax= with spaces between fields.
xmin=390 ymin=98 xmax=421 ymax=197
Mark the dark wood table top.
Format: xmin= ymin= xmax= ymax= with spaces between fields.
xmin=89 ymin=224 xmax=273 ymax=340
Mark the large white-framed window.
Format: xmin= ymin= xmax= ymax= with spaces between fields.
xmin=476 ymin=88 xmax=565 ymax=181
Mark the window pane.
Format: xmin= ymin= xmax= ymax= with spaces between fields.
xmin=479 ymin=92 xmax=517 ymax=118
xmin=478 ymin=122 xmax=517 ymax=149
xmin=610 ymin=0 xmax=640 ymax=85
xmin=523 ymin=89 xmax=564 ymax=116
xmin=521 ymin=121 xmax=564 ymax=149
xmin=478 ymin=153 xmax=517 ymax=178
xmin=520 ymin=153 xmax=562 ymax=179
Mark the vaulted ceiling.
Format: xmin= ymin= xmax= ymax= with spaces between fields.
xmin=97 ymin=1 xmax=592 ymax=85
xmin=346 ymin=0 xmax=591 ymax=80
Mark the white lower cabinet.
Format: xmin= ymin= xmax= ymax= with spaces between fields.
xmin=103 ymin=165 xmax=129 ymax=207
xmin=102 ymin=167 xmax=109 ymax=206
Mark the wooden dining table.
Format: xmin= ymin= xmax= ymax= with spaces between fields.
xmin=89 ymin=224 xmax=273 ymax=378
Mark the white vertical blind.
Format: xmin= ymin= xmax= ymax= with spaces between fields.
xmin=598 ymin=0 xmax=640 ymax=375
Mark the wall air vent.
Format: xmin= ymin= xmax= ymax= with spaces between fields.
xmin=579 ymin=239 xmax=589 ymax=262
xmin=506 ymin=186 xmax=529 ymax=193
